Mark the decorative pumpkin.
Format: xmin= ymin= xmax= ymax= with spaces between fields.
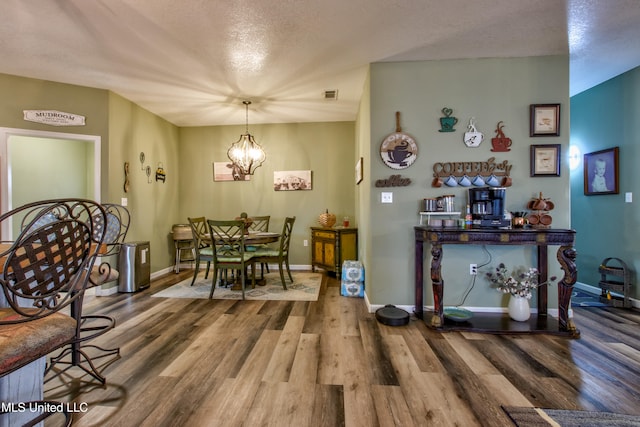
xmin=318 ymin=209 xmax=336 ymax=228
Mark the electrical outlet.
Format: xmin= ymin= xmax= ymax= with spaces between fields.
xmin=303 ymin=239 xmax=308 ymax=247
xmin=470 ymin=264 xmax=477 ymax=275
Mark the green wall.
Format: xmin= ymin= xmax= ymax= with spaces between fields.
xmin=570 ymin=66 xmax=640 ymax=299
xmin=366 ymin=56 xmax=570 ymax=310
xmin=178 ymin=122 xmax=355 ymax=267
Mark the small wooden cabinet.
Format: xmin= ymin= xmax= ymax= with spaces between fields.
xmin=311 ymin=227 xmax=358 ymax=276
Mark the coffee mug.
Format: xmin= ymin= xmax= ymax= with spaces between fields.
xmin=444 ymin=175 xmax=458 ymax=187
xmin=486 ymin=174 xmax=500 ymax=186
xmin=458 ymin=175 xmax=472 ymax=187
xmin=472 ymin=175 xmax=485 ymax=186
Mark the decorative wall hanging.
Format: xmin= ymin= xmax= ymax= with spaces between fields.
xmin=375 ymin=174 xmax=412 ymax=187
xmin=145 ymin=165 xmax=152 ymax=183
xmin=274 ymin=170 xmax=312 ymax=191
xmin=124 ymin=162 xmax=130 ymax=193
xmin=439 ymin=107 xmax=458 ymax=132
xmin=23 ymin=110 xmax=86 ymax=126
xmin=530 ymin=144 xmax=561 ymax=177
xmin=213 ymin=162 xmax=250 ymax=181
xmin=490 ymin=121 xmax=512 ymax=152
xmin=140 ymin=152 xmax=146 ymax=170
xmin=431 ymin=157 xmax=512 ymax=187
xmin=583 ymin=147 xmax=619 ymax=195
xmin=155 ymin=162 xmax=166 ymax=182
xmin=380 ymin=112 xmax=418 ymax=170
xmin=463 ymin=117 xmax=484 ymax=147
xmin=530 ymin=104 xmax=560 ymax=137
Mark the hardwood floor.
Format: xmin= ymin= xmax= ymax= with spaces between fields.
xmin=44 ymin=271 xmax=640 ymax=426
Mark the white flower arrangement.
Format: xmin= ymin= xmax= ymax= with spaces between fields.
xmin=486 ymin=263 xmax=556 ymax=299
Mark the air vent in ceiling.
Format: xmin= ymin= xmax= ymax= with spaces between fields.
xmin=324 ymin=90 xmax=338 ymax=100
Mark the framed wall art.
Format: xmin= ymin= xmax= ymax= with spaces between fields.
xmin=530 ymin=144 xmax=561 ymax=177
xmin=530 ymin=104 xmax=560 ymax=137
xmin=213 ymin=162 xmax=250 ymax=181
xmin=274 ymin=170 xmax=312 ymax=191
xmin=584 ymin=147 xmax=619 ymax=195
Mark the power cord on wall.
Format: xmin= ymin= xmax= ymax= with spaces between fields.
xmin=455 ymin=245 xmax=493 ymax=307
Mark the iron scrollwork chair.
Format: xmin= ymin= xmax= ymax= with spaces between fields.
xmin=254 ymin=217 xmax=296 ymax=289
xmin=188 ymin=217 xmax=214 ymax=286
xmin=207 ymin=219 xmax=256 ymax=299
xmin=0 ymin=198 xmax=106 ymax=426
xmin=46 ymin=203 xmax=127 ymax=383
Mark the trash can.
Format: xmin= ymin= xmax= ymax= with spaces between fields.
xmin=118 ymin=241 xmax=151 ymax=292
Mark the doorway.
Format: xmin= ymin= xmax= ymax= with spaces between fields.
xmin=0 ymin=127 xmax=101 ymax=239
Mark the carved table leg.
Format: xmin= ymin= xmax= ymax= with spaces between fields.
xmin=415 ymin=235 xmax=424 ymax=320
xmin=430 ymin=243 xmax=444 ymax=328
xmin=557 ymin=245 xmax=580 ymax=337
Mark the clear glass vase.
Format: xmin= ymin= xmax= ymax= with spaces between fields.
xmin=508 ymin=295 xmax=531 ymax=322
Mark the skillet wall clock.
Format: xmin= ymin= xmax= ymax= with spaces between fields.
xmin=380 ymin=112 xmax=418 ymax=170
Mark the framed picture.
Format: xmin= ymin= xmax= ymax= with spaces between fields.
xmin=274 ymin=170 xmax=312 ymax=191
xmin=355 ymin=157 xmax=363 ymax=185
xmin=530 ymin=144 xmax=561 ymax=177
xmin=530 ymin=104 xmax=560 ymax=137
xmin=213 ymin=162 xmax=250 ymax=181
xmin=584 ymin=147 xmax=619 ymax=195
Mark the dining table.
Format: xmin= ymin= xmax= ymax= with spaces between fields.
xmin=203 ymin=230 xmax=281 ymax=288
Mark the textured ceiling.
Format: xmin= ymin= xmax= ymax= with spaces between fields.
xmin=1 ymin=0 xmax=639 ymax=127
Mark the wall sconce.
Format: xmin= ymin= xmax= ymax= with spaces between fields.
xmin=569 ymin=145 xmax=581 ymax=170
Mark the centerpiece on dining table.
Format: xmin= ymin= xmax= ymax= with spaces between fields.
xmin=486 ymin=263 xmax=556 ymax=322
xmin=235 ymin=213 xmax=253 ymax=234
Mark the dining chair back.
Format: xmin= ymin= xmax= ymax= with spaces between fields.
xmin=207 ymin=219 xmax=256 ymax=299
xmin=255 ymin=216 xmax=296 ymax=289
xmin=248 ymin=215 xmax=270 ymax=232
xmin=188 ymin=216 xmax=214 ymax=286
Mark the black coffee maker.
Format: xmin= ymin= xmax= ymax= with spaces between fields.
xmin=468 ymin=187 xmax=511 ymax=228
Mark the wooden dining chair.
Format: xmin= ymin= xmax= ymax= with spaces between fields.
xmin=254 ymin=216 xmax=296 ymax=290
xmin=188 ymin=217 xmax=214 ymax=286
xmin=207 ymin=219 xmax=256 ymax=299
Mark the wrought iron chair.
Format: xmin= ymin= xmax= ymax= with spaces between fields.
xmin=254 ymin=216 xmax=296 ymax=289
xmin=207 ymin=219 xmax=256 ymax=299
xmin=188 ymin=217 xmax=214 ymax=286
xmin=0 ymin=198 xmax=106 ymax=426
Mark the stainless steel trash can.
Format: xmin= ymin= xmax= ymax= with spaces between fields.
xmin=118 ymin=241 xmax=151 ymax=292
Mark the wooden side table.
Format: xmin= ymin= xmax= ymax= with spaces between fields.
xmin=311 ymin=227 xmax=358 ymax=277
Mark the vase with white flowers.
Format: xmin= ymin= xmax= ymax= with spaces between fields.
xmin=486 ymin=263 xmax=557 ymax=321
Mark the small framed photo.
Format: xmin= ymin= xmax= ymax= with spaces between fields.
xmin=355 ymin=157 xmax=363 ymax=185
xmin=530 ymin=104 xmax=560 ymax=137
xmin=274 ymin=170 xmax=312 ymax=191
xmin=584 ymin=147 xmax=619 ymax=195
xmin=530 ymin=144 xmax=561 ymax=177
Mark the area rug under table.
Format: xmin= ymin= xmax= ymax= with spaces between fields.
xmin=502 ymin=406 xmax=640 ymax=426
xmin=152 ymin=271 xmax=321 ymax=301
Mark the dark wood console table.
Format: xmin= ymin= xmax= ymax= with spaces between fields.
xmin=414 ymin=226 xmax=579 ymax=338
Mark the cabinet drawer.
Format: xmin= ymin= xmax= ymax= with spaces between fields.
xmin=313 ymin=230 xmax=335 ymax=239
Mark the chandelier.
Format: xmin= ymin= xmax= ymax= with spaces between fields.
xmin=227 ymin=100 xmax=266 ymax=175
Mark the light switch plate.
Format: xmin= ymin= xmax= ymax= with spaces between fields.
xmin=381 ymin=192 xmax=393 ymax=203
xmin=625 ymin=192 xmax=632 ymax=203
xmin=121 ymin=197 xmax=128 ymax=206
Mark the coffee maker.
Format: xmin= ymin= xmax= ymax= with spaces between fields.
xmin=468 ymin=187 xmax=511 ymax=228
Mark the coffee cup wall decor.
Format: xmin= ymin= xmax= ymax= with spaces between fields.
xmin=490 ymin=121 xmax=512 ymax=152
xmin=463 ymin=117 xmax=484 ymax=147
xmin=439 ymin=107 xmax=458 ymax=132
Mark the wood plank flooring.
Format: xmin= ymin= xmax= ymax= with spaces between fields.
xmin=43 ymin=271 xmax=640 ymax=426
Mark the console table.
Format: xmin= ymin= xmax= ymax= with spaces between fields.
xmin=414 ymin=226 xmax=579 ymax=338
